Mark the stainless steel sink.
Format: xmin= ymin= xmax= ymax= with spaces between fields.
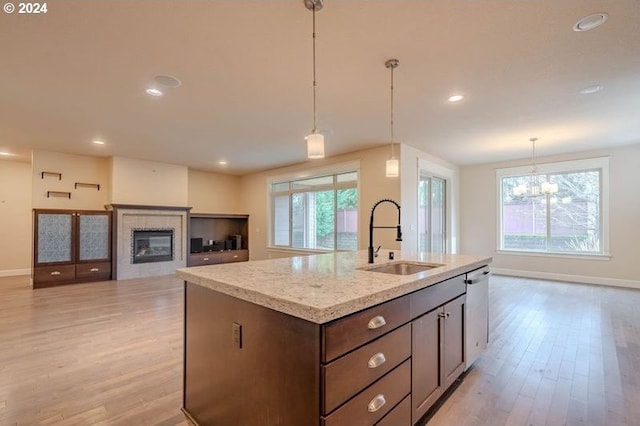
xmin=361 ymin=261 xmax=444 ymax=275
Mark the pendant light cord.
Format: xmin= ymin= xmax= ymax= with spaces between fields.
xmin=312 ymin=4 xmax=318 ymax=133
xmin=390 ymin=64 xmax=395 ymax=158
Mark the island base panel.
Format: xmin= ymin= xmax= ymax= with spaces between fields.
xmin=183 ymin=282 xmax=321 ymax=425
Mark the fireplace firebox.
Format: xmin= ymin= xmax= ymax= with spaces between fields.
xmin=132 ymin=229 xmax=174 ymax=264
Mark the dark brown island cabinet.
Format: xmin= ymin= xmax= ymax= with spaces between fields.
xmin=32 ymin=209 xmax=112 ymax=288
xmin=181 ymin=261 xmax=489 ymax=426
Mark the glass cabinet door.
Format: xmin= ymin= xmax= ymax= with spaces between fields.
xmin=78 ymin=212 xmax=110 ymax=261
xmin=36 ymin=212 xmax=74 ymax=264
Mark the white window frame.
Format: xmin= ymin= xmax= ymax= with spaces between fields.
xmin=267 ymin=161 xmax=360 ymax=253
xmin=496 ymin=156 xmax=610 ymax=258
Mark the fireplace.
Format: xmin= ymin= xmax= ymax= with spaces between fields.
xmin=132 ymin=229 xmax=174 ymax=264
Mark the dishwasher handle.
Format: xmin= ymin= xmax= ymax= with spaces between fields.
xmin=465 ymin=268 xmax=491 ymax=285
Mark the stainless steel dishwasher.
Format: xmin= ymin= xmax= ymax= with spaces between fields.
xmin=464 ymin=265 xmax=491 ymax=369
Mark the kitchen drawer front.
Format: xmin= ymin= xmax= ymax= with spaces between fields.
xmin=376 ymin=395 xmax=411 ymax=426
xmin=75 ymin=262 xmax=111 ymax=281
xmin=188 ymin=253 xmax=220 ymax=267
xmin=321 ymin=359 xmax=410 ymax=426
xmin=410 ymin=274 xmax=465 ymax=319
xmin=322 ymin=324 xmax=411 ymax=415
xmin=33 ymin=264 xmax=76 ymax=285
xmin=217 ymin=250 xmax=248 ymax=263
xmin=323 ymin=295 xmax=410 ymax=362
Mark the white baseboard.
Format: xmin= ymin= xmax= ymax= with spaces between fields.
xmin=0 ymin=268 xmax=31 ymax=278
xmin=492 ymin=268 xmax=640 ymax=290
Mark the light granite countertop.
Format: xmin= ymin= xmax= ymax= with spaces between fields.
xmin=176 ymin=250 xmax=492 ymax=324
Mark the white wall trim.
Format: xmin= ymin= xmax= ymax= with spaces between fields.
xmin=0 ymin=268 xmax=30 ymax=277
xmin=493 ymin=267 xmax=640 ymax=290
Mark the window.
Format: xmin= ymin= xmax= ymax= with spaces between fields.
xmin=270 ymin=171 xmax=358 ymax=251
xmin=418 ymin=174 xmax=446 ymax=253
xmin=497 ymin=157 xmax=609 ymax=255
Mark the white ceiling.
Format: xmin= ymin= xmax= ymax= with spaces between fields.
xmin=1 ymin=1 xmax=639 ymax=174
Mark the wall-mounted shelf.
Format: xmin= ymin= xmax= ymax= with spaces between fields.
xmin=75 ymin=182 xmax=101 ymax=191
xmin=47 ymin=191 xmax=71 ymax=199
xmin=41 ymin=171 xmax=62 ymax=180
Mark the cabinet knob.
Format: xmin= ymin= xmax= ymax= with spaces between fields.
xmin=367 ymin=315 xmax=387 ymax=330
xmin=90 ymin=268 xmax=100 ymax=272
xmin=50 ymin=271 xmax=61 ymax=276
xmin=367 ymin=352 xmax=387 ymax=369
xmin=367 ymin=394 xmax=386 ymax=413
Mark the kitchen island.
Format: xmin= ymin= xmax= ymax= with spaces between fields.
xmin=176 ymin=250 xmax=491 ymax=426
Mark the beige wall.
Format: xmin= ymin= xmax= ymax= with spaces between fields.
xmin=240 ymin=146 xmax=402 ymax=260
xmin=32 ymin=150 xmax=110 ymax=210
xmin=111 ymin=157 xmax=188 ymax=206
xmin=0 ymin=159 xmax=32 ymax=274
xmin=188 ymin=169 xmax=243 ymax=214
xmin=460 ymin=143 xmax=640 ymax=286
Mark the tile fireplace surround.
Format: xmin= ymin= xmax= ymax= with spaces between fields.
xmin=107 ymin=204 xmax=190 ymax=280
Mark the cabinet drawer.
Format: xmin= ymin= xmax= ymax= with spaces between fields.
xmin=321 ymin=359 xmax=410 ymax=426
xmin=410 ymin=274 xmax=465 ymax=319
xmin=75 ymin=262 xmax=111 ymax=281
xmin=33 ymin=264 xmax=76 ymax=285
xmin=376 ymin=395 xmax=411 ymax=426
xmin=217 ymin=250 xmax=248 ymax=263
xmin=322 ymin=324 xmax=411 ymax=415
xmin=189 ymin=253 xmax=219 ymax=266
xmin=323 ymin=295 xmax=410 ymax=362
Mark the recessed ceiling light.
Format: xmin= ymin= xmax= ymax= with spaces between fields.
xmin=573 ymin=13 xmax=608 ymax=32
xmin=146 ymin=88 xmax=163 ymax=97
xmin=218 ymin=160 xmax=228 ymax=166
xmin=92 ymin=140 xmax=105 ymax=145
xmin=579 ymin=84 xmax=604 ymax=95
xmin=448 ymin=94 xmax=464 ymax=102
xmin=154 ymin=75 xmax=182 ymax=88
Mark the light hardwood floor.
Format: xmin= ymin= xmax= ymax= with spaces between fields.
xmin=1 ymin=274 xmax=639 ymax=425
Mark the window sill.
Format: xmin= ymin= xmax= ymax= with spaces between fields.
xmin=496 ymin=249 xmax=611 ymax=261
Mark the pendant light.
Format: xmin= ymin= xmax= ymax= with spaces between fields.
xmin=385 ymin=59 xmax=400 ymax=177
xmin=512 ymin=137 xmax=559 ymax=197
xmin=305 ymin=0 xmax=325 ymax=159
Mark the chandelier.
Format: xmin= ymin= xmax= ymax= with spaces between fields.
xmin=512 ymin=137 xmax=558 ymax=197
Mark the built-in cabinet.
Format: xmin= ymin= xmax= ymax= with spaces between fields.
xmin=411 ymin=295 xmax=465 ymax=424
xmin=187 ymin=213 xmax=249 ymax=266
xmin=33 ymin=209 xmax=111 ymax=288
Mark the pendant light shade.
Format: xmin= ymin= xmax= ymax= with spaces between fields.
xmin=307 ymin=132 xmax=325 ymax=159
xmin=305 ymin=0 xmax=325 ymax=159
xmin=386 ymin=158 xmax=399 ymax=177
xmin=385 ymin=59 xmax=400 ymax=177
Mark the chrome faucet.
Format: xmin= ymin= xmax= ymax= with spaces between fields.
xmin=368 ymin=199 xmax=402 ymax=263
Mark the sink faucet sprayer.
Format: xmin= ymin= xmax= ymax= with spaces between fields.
xmin=368 ymin=198 xmax=402 ymax=263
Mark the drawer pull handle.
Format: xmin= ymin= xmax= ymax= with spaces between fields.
xmin=368 ymin=315 xmax=387 ymax=330
xmin=50 ymin=271 xmax=61 ymax=276
xmin=367 ymin=394 xmax=386 ymax=413
xmin=90 ymin=268 xmax=100 ymax=272
xmin=368 ymin=352 xmax=386 ymax=369
xmin=203 ymin=258 xmax=209 ymax=261
xmin=233 ymin=255 xmax=238 ymax=258
xmin=438 ymin=312 xmax=451 ymax=319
